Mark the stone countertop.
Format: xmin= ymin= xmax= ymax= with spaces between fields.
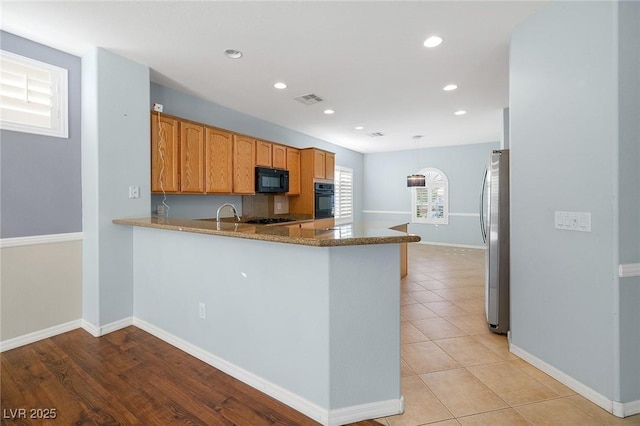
xmin=112 ymin=217 xmax=421 ymax=247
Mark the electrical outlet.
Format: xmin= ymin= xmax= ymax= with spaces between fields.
xmin=128 ymin=186 xmax=139 ymax=199
xmin=199 ymin=303 xmax=206 ymax=319
xmin=153 ymin=103 xmax=163 ymax=113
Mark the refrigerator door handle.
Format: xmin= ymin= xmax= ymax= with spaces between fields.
xmin=479 ymin=166 xmax=488 ymax=244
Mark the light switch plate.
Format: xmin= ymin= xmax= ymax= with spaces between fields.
xmin=555 ymin=211 xmax=591 ymax=232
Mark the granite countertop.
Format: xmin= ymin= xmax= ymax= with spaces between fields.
xmin=112 ymin=217 xmax=421 ymax=247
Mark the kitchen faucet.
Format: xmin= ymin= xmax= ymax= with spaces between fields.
xmin=216 ymin=203 xmax=241 ymax=222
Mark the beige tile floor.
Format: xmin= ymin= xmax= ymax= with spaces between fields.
xmin=376 ymin=243 xmax=640 ymax=426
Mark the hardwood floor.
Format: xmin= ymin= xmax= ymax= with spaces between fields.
xmin=1 ymin=326 xmax=380 ymax=425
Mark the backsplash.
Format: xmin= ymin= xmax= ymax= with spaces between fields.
xmin=242 ymin=194 xmax=289 ymax=218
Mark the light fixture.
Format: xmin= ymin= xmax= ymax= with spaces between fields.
xmin=454 ymin=110 xmax=467 ymax=115
xmin=324 ymin=109 xmax=335 ymax=115
xmin=423 ymin=36 xmax=443 ymax=48
xmin=407 ymin=135 xmax=426 ymax=187
xmin=407 ymin=174 xmax=426 ymax=187
xmin=443 ymin=84 xmax=458 ymax=91
xmin=273 ymin=82 xmax=287 ymax=89
xmin=354 ymin=126 xmax=364 ymax=130
xmin=224 ymin=49 xmax=243 ymax=59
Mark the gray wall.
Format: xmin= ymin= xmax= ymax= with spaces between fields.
xmin=82 ymin=48 xmax=150 ymax=327
xmin=132 ymin=226 xmax=400 ymax=412
xmin=0 ymin=31 xmax=82 ymax=238
xmin=0 ymin=32 xmax=84 ymax=343
xmin=363 ymin=142 xmax=498 ymax=247
xmin=617 ymin=0 xmax=640 ymax=403
xmin=510 ymin=0 xmax=640 ymax=404
xmin=150 ymin=83 xmax=364 ymax=221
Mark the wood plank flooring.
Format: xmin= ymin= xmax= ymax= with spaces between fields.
xmin=1 ymin=326 xmax=381 ymax=425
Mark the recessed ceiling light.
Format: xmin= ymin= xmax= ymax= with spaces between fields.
xmin=423 ymin=36 xmax=443 ymax=48
xmin=354 ymin=126 xmax=364 ymax=130
xmin=224 ymin=49 xmax=243 ymax=59
xmin=274 ymin=82 xmax=287 ymax=89
xmin=454 ymin=110 xmax=467 ymax=116
xmin=443 ymin=84 xmax=458 ymax=91
xmin=324 ymin=109 xmax=335 ymax=115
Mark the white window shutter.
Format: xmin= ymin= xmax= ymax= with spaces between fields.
xmin=0 ymin=50 xmax=68 ymax=138
xmin=411 ymin=168 xmax=449 ymax=224
xmin=334 ymin=166 xmax=353 ymax=224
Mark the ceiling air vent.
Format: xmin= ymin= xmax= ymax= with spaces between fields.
xmin=366 ymin=132 xmax=385 ymax=138
xmin=294 ymin=93 xmax=324 ymax=105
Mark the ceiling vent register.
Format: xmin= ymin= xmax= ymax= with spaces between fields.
xmin=294 ymin=93 xmax=324 ymax=105
xmin=366 ymin=132 xmax=385 ymax=138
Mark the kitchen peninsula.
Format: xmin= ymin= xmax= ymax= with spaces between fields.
xmin=114 ymin=217 xmax=419 ymax=425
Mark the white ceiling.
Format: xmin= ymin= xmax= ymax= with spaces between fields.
xmin=1 ymin=1 xmax=549 ymax=153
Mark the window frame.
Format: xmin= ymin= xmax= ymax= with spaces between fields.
xmin=411 ymin=167 xmax=449 ymax=225
xmin=334 ymin=165 xmax=354 ymax=224
xmin=0 ymin=49 xmax=69 ymax=138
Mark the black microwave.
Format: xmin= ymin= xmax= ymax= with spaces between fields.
xmin=255 ymin=167 xmax=289 ymax=193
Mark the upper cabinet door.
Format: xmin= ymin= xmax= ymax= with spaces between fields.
xmin=151 ymin=113 xmax=180 ymax=193
xmin=324 ymin=152 xmax=335 ymax=181
xmin=313 ymin=150 xmax=326 ymax=179
xmin=256 ymin=140 xmax=272 ymax=167
xmin=272 ymin=144 xmax=287 ymax=169
xmin=233 ymin=135 xmax=256 ymax=194
xmin=286 ymin=147 xmax=300 ymax=195
xmin=205 ymin=128 xmax=233 ymax=193
xmin=180 ymin=122 xmax=205 ymax=193
xmin=310 ymin=149 xmax=334 ymax=180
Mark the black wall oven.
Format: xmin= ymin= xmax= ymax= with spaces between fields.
xmin=314 ymin=182 xmax=334 ymax=219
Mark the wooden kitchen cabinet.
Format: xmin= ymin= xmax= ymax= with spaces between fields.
xmin=151 ymin=113 xmax=180 ymax=193
xmin=272 ymin=144 xmax=287 ymax=169
xmin=179 ymin=122 xmax=205 ymax=193
xmin=257 ymin=141 xmax=287 ymax=170
xmin=310 ymin=149 xmax=335 ymax=180
xmin=256 ymin=140 xmax=273 ymax=167
xmin=313 ymin=150 xmax=326 ymax=179
xmin=290 ymin=148 xmax=335 ymax=216
xmin=324 ymin=152 xmax=335 ymax=180
xmin=233 ymin=135 xmax=256 ymax=194
xmin=286 ymin=148 xmax=300 ymax=196
xmin=151 ymin=111 xmax=332 ymax=198
xmin=205 ymin=128 xmax=233 ymax=193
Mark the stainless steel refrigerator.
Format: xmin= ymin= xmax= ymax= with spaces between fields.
xmin=479 ymin=149 xmax=510 ymax=334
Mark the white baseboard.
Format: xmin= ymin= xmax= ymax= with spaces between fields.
xmin=0 ymin=317 xmax=134 ymax=352
xmin=510 ymin=343 xmax=640 ymax=418
xmin=132 ymin=317 xmax=403 ymax=425
xmin=329 ymin=397 xmax=403 ymax=426
xmin=81 ymin=320 xmax=101 ymax=337
xmin=615 ymin=399 xmax=640 ymax=417
xmin=0 ymin=319 xmax=82 ymax=352
xmin=100 ymin=317 xmax=133 ymax=335
xmin=418 ymin=240 xmax=486 ymax=250
xmin=82 ymin=317 xmax=133 ymax=337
